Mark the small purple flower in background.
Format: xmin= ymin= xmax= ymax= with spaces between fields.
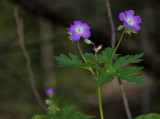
xmin=68 ymin=20 xmax=91 ymax=41
xmin=46 ymin=88 xmax=54 ymax=95
xmin=119 ymin=10 xmax=141 ymax=31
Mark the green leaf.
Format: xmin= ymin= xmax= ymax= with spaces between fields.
xmin=93 ymin=74 xmax=114 ymax=87
xmin=135 ymin=113 xmax=160 ymax=119
xmin=84 ymin=53 xmax=96 ymax=61
xmin=32 ymin=115 xmax=51 ymax=119
xmin=55 ymin=53 xmax=83 ymax=67
xmin=116 ymin=67 xmax=148 ymax=84
xmin=59 ymin=106 xmax=94 ymax=119
xmin=112 ymin=53 xmax=144 ymax=70
xmin=97 ymin=47 xmax=114 ymax=69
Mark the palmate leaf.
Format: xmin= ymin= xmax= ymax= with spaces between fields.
xmin=135 ymin=113 xmax=160 ymax=119
xmin=55 ymin=53 xmax=83 ymax=67
xmin=112 ymin=53 xmax=144 ymax=70
xmin=116 ymin=67 xmax=148 ymax=84
xmin=97 ymin=47 xmax=114 ymax=69
xmin=93 ymin=74 xmax=114 ymax=87
xmin=93 ymin=48 xmax=147 ymax=86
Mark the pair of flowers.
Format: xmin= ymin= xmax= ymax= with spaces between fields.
xmin=68 ymin=10 xmax=141 ymax=41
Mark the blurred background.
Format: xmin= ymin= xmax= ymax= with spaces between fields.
xmin=0 ymin=0 xmax=160 ymax=119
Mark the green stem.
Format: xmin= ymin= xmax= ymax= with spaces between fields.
xmin=77 ymin=41 xmax=104 ymax=119
xmin=78 ymin=41 xmax=87 ymax=62
xmin=112 ymin=30 xmax=125 ymax=56
xmin=77 ymin=41 xmax=95 ymax=74
xmin=98 ymin=86 xmax=104 ymax=119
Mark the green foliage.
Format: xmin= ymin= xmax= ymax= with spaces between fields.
xmin=135 ymin=113 xmax=160 ymax=119
xmin=53 ymin=106 xmax=94 ymax=119
xmin=55 ymin=53 xmax=83 ymax=67
xmin=45 ymin=99 xmax=60 ymax=115
xmin=32 ymin=105 xmax=94 ymax=119
xmin=112 ymin=53 xmax=144 ymax=70
xmin=55 ymin=47 xmax=148 ymax=87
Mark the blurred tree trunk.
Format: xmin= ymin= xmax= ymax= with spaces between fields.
xmin=39 ymin=18 xmax=56 ymax=88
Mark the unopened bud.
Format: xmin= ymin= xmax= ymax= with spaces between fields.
xmin=118 ymin=25 xmax=124 ymax=31
xmin=84 ymin=39 xmax=92 ymax=45
xmin=94 ymin=45 xmax=102 ymax=52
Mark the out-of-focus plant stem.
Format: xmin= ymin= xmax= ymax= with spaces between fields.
xmin=105 ymin=0 xmax=132 ymax=119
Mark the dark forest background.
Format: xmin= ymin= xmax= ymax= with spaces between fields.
xmin=0 ymin=0 xmax=160 ymax=119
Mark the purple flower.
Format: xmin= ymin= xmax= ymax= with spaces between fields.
xmin=119 ymin=10 xmax=141 ymax=31
xmin=46 ymin=88 xmax=54 ymax=95
xmin=68 ymin=20 xmax=91 ymax=41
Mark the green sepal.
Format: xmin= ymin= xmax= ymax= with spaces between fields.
xmin=124 ymin=28 xmax=137 ymax=36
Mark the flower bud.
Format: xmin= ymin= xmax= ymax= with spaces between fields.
xmin=94 ymin=45 xmax=102 ymax=52
xmin=118 ymin=25 xmax=124 ymax=31
xmin=84 ymin=39 xmax=92 ymax=45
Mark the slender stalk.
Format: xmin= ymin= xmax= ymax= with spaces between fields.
xmin=117 ymin=78 xmax=132 ymax=119
xmin=78 ymin=41 xmax=87 ymax=62
xmin=98 ymin=86 xmax=104 ymax=119
xmin=95 ymin=48 xmax=104 ymax=119
xmin=106 ymin=0 xmax=132 ymax=118
xmin=111 ymin=30 xmax=132 ymax=119
xmin=112 ymin=30 xmax=125 ymax=56
xmin=77 ymin=41 xmax=104 ymax=119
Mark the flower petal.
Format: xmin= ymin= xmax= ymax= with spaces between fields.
xmin=74 ymin=20 xmax=83 ymax=25
xmin=81 ymin=23 xmax=90 ymax=30
xmin=125 ymin=10 xmax=134 ymax=17
xmin=81 ymin=30 xmax=91 ymax=39
xmin=132 ymin=24 xmax=140 ymax=31
xmin=119 ymin=12 xmax=126 ymax=21
xmin=68 ymin=25 xmax=76 ymax=33
xmin=133 ymin=16 xmax=141 ymax=24
xmin=124 ymin=22 xmax=132 ymax=29
xmin=71 ymin=32 xmax=81 ymax=41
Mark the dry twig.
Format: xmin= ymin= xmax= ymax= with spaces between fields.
xmin=14 ymin=5 xmax=47 ymax=112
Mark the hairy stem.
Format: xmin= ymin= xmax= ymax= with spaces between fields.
xmin=78 ymin=41 xmax=87 ymax=62
xmin=77 ymin=41 xmax=104 ymax=119
xmin=98 ymin=86 xmax=104 ymax=119
xmin=112 ymin=30 xmax=125 ymax=56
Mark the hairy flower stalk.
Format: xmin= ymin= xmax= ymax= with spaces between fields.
xmin=68 ymin=20 xmax=104 ymax=119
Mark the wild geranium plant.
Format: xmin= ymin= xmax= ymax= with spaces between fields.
xmin=32 ymin=10 xmax=160 ymax=119
xmin=55 ymin=10 xmax=149 ymax=119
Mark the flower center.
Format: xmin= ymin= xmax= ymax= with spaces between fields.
xmin=75 ymin=27 xmax=84 ymax=34
xmin=127 ymin=18 xmax=134 ymax=25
